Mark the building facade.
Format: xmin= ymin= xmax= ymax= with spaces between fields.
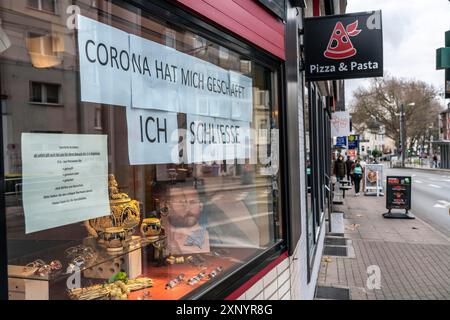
xmin=433 ymin=106 xmax=450 ymax=168
xmin=0 ymin=0 xmax=345 ymax=300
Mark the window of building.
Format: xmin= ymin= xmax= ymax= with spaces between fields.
xmin=27 ymin=0 xmax=57 ymax=14
xmin=27 ymin=32 xmax=55 ymax=56
xmin=29 ymin=82 xmax=61 ymax=104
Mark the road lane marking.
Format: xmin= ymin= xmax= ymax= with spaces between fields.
xmin=415 ymin=180 xmax=423 ymax=183
xmin=433 ymin=200 xmax=450 ymax=208
xmin=428 ymin=184 xmax=441 ymax=189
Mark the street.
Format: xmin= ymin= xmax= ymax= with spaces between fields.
xmin=385 ymin=167 xmax=450 ymax=237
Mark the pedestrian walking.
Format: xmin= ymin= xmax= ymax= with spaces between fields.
xmin=345 ymin=156 xmax=354 ymax=185
xmin=333 ymin=155 xmax=346 ymax=182
xmin=352 ymin=160 xmax=363 ymax=196
xmin=432 ymin=154 xmax=438 ymax=168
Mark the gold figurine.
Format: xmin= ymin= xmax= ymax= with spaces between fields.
xmin=85 ymin=174 xmax=141 ymax=243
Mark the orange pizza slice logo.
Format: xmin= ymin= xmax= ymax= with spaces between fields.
xmin=324 ymin=20 xmax=361 ymax=60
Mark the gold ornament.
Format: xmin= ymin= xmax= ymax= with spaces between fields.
xmin=85 ymin=174 xmax=140 ymax=241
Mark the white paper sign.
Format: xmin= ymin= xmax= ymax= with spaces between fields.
xmin=21 ymin=133 xmax=110 ymax=234
xmin=126 ymin=107 xmax=179 ymax=165
xmin=77 ymin=15 xmax=131 ymax=107
xmin=331 ymin=111 xmax=350 ymax=137
xmin=130 ymin=35 xmax=253 ymax=121
xmin=186 ymin=114 xmax=251 ymax=163
xmin=77 ymin=15 xmax=253 ymax=121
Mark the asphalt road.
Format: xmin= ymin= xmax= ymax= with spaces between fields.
xmin=385 ymin=166 xmax=450 ymax=237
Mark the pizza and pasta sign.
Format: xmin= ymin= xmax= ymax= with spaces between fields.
xmin=304 ymin=11 xmax=383 ymax=81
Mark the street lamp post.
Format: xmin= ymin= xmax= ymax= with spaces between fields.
xmin=400 ymin=103 xmax=405 ymax=167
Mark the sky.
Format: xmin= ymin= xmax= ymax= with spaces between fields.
xmin=345 ymin=0 xmax=450 ymax=107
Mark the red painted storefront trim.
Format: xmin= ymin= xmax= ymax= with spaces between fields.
xmin=313 ymin=0 xmax=320 ymax=17
xmin=225 ymin=251 xmax=289 ymax=300
xmin=175 ymin=0 xmax=285 ymax=60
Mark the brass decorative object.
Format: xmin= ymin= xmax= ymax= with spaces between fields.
xmin=85 ymin=174 xmax=140 ymax=242
xmin=140 ymin=217 xmax=162 ymax=241
xmin=103 ymin=226 xmax=126 ymax=253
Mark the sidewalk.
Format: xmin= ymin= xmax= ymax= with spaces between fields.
xmin=316 ymin=186 xmax=450 ymax=300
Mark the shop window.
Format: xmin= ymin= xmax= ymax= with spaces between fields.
xmin=2 ymin=0 xmax=282 ymax=300
xmin=27 ymin=0 xmax=57 ymax=14
xmin=29 ymin=82 xmax=61 ymax=104
xmin=304 ymin=84 xmax=315 ymax=264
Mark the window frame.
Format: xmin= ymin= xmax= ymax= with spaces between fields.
xmin=29 ymin=81 xmax=62 ymax=106
xmin=305 ymin=82 xmax=330 ymax=282
xmin=111 ymin=0 xmax=289 ymax=300
xmin=27 ymin=0 xmax=58 ymax=15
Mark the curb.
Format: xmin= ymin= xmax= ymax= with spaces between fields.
xmin=335 ymin=191 xmax=450 ymax=244
xmin=409 ymin=213 xmax=450 ymax=243
xmin=390 ymin=167 xmax=450 ymax=174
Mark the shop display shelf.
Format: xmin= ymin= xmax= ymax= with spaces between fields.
xmin=8 ymin=235 xmax=162 ymax=283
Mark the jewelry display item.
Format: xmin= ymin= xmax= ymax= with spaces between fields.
xmin=65 ymin=245 xmax=94 ymax=257
xmin=175 ymin=257 xmax=184 ymax=264
xmin=165 ymin=274 xmax=185 ymax=289
xmin=24 ymin=259 xmax=63 ymax=277
xmin=49 ymin=260 xmax=62 ymax=271
xmin=165 ymin=255 xmax=186 ymax=265
xmin=68 ymin=277 xmax=153 ymax=300
xmin=188 ymin=254 xmax=206 ymax=267
xmin=103 ymin=226 xmax=126 ymax=252
xmin=187 ymin=272 xmax=206 ymax=286
xmin=36 ymin=264 xmax=52 ymax=277
xmin=84 ymin=174 xmax=141 ymax=243
xmin=73 ymin=255 xmax=86 ymax=267
xmin=208 ymin=266 xmax=224 ymax=279
xmin=166 ymin=256 xmax=176 ymax=265
xmin=137 ymin=291 xmax=151 ymax=300
xmin=25 ymin=259 xmax=45 ymax=268
xmin=140 ymin=217 xmax=162 ymax=241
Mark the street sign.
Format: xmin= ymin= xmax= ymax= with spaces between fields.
xmin=304 ymin=11 xmax=383 ymax=81
xmin=336 ymin=136 xmax=347 ymax=147
xmin=384 ymin=176 xmax=414 ymax=219
xmin=436 ymin=47 xmax=450 ymax=69
xmin=348 ymin=134 xmax=359 ymax=149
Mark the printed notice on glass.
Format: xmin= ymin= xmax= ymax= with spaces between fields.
xmin=21 ymin=133 xmax=110 ymax=234
xmin=186 ymin=114 xmax=252 ymax=163
xmin=77 ymin=15 xmax=131 ymax=107
xmin=77 ymin=15 xmax=253 ymax=120
xmin=126 ymin=108 xmax=179 ymax=165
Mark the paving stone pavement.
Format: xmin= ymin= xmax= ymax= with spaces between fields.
xmin=317 ymin=186 xmax=450 ymax=300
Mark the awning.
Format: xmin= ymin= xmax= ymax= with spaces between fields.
xmin=431 ymin=140 xmax=450 ymax=145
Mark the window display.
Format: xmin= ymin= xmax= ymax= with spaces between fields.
xmin=1 ymin=0 xmax=282 ymax=300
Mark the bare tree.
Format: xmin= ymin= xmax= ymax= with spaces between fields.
xmin=350 ymin=76 xmax=442 ymax=153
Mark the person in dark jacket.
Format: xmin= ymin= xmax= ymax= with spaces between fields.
xmin=345 ymin=157 xmax=354 ymax=185
xmin=352 ymin=160 xmax=363 ymax=196
xmin=333 ymin=155 xmax=346 ymax=181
